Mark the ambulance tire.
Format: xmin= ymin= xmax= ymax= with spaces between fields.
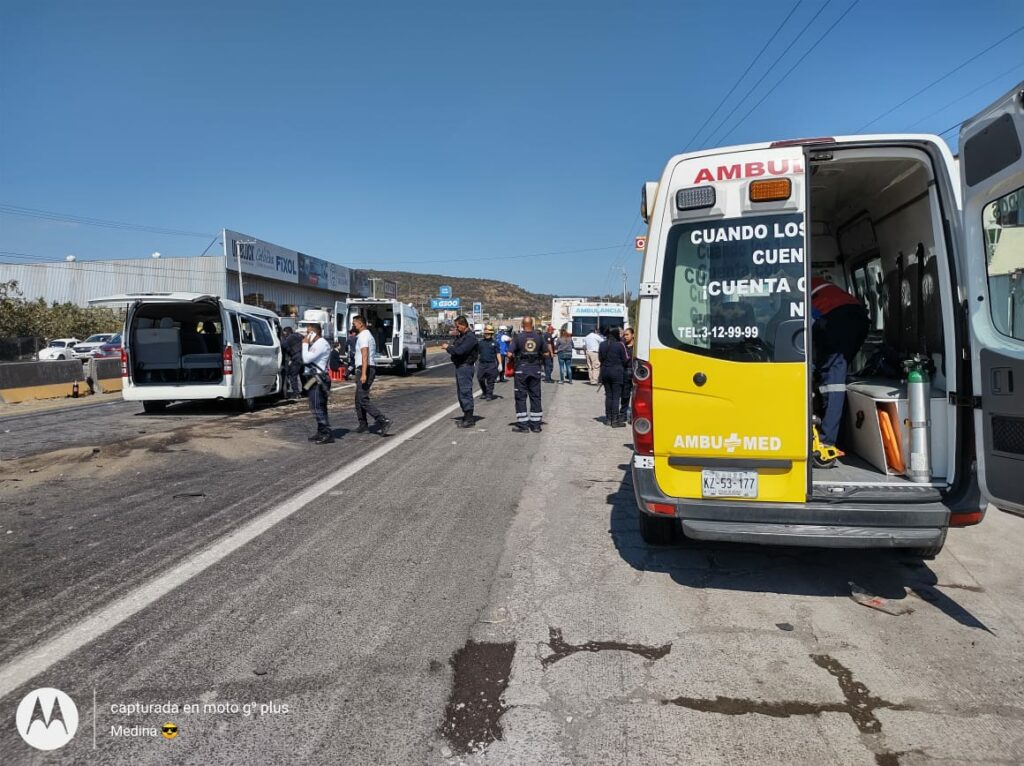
xmin=236 ymin=395 xmax=257 ymax=413
xmin=638 ymin=510 xmax=678 ymax=546
xmin=142 ymin=400 xmax=168 ymax=414
xmin=395 ymin=352 xmax=409 ymax=376
xmin=907 ymin=529 xmax=946 ymax=560
xmin=417 ymin=350 xmax=427 ymax=371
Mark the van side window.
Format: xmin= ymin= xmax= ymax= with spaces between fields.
xmin=248 ymin=316 xmax=275 ymax=347
xmin=983 ymin=186 xmax=1024 ymax=340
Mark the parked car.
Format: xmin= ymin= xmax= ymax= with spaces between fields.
xmin=37 ymin=338 xmax=80 ymax=361
xmin=73 ymin=333 xmax=117 ymax=360
xmin=93 ymin=333 xmax=123 ymax=358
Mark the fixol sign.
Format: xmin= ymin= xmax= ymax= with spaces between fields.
xmin=224 ymin=229 xmax=299 ymax=285
xmin=431 ymin=298 xmax=461 ymax=310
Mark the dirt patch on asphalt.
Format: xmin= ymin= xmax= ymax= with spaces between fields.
xmin=0 ymin=423 xmax=282 ymax=491
xmin=439 ymin=640 xmax=515 ymax=755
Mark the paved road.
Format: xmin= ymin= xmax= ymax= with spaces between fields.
xmin=1 ymin=376 xmax=1023 ymax=764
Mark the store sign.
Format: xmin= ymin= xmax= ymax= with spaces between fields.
xmin=224 ymin=229 xmax=299 ymax=285
xmin=431 ymin=298 xmax=461 ymax=310
xmin=298 ymin=253 xmax=351 ymax=293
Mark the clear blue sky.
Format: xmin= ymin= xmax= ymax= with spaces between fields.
xmin=2 ymin=0 xmax=1023 ymax=297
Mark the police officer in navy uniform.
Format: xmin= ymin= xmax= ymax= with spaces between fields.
xmin=477 ymin=323 xmax=500 ymax=400
xmin=508 ymin=316 xmax=550 ymax=432
xmin=442 ymin=315 xmax=480 ymax=428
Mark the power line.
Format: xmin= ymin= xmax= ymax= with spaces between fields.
xmin=905 ymin=61 xmax=1024 ymax=131
xmin=702 ymin=0 xmax=835 ymax=148
xmin=855 ymin=23 xmax=1024 ymax=133
xmin=0 ymin=203 xmax=216 ymax=238
xmin=348 ymin=244 xmax=623 ymax=267
xmin=717 ymin=0 xmax=860 ymax=145
xmin=683 ymin=1 xmax=803 ymax=152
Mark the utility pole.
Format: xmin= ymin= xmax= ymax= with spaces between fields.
xmin=619 ymin=266 xmax=628 ymax=308
xmin=234 ymin=239 xmax=256 ymax=305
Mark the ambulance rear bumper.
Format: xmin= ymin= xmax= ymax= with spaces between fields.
xmin=631 ymin=464 xmax=960 ymax=549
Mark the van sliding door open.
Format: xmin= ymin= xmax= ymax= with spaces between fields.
xmin=960 ymin=81 xmax=1024 ymax=514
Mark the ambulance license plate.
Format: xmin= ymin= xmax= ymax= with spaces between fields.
xmin=701 ymin=470 xmax=757 ymax=498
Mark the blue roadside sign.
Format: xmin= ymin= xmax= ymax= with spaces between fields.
xmin=439 ymin=285 xmax=452 ymax=299
xmin=472 ymin=302 xmax=482 ymax=314
xmin=431 ymin=298 xmax=461 ymax=310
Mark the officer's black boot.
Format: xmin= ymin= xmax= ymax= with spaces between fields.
xmin=459 ymin=412 xmax=474 ymax=428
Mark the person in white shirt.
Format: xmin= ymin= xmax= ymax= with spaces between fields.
xmin=352 ymin=315 xmax=392 ymax=436
xmin=302 ymin=322 xmax=333 ymax=443
xmin=584 ymin=327 xmax=605 ymax=385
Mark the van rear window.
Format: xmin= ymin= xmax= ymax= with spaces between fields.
xmin=658 ymin=213 xmax=806 ymax=362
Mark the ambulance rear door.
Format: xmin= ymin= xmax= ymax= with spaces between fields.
xmin=959 ymin=81 xmax=1024 ymax=514
xmin=649 ymin=145 xmax=809 ymax=504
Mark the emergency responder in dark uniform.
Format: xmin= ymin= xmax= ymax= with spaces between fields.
xmin=280 ymin=326 xmax=303 ymax=400
xmin=477 ymin=324 xmax=500 ymax=400
xmin=508 ymin=316 xmax=550 ymax=432
xmin=811 ymin=276 xmax=869 ymax=449
xmin=345 ymin=327 xmax=358 ymax=380
xmin=442 ymin=316 xmax=479 ymax=428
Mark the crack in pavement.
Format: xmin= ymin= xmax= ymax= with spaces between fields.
xmin=541 ymin=627 xmax=672 ymax=668
xmin=664 ymin=654 xmax=912 ymax=766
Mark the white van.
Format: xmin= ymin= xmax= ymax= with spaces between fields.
xmin=631 ymin=83 xmax=1024 ymax=554
xmin=335 ymin=299 xmax=427 ymax=375
xmin=90 ymin=293 xmax=284 ymax=413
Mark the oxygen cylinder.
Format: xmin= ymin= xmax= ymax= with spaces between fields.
xmin=905 ymin=362 xmax=931 ymax=483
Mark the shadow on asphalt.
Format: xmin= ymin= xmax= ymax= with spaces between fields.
xmin=607 ymin=464 xmax=992 ymax=633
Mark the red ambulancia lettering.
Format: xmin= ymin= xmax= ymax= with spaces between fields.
xmin=693 ymin=158 xmax=805 ymax=184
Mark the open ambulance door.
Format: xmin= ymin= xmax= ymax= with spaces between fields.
xmin=960 ymin=82 xmax=1024 ymax=514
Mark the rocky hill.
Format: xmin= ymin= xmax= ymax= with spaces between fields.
xmin=366 ymin=270 xmax=556 ymax=318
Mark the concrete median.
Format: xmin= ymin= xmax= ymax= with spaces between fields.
xmin=87 ymin=357 xmax=124 ymax=394
xmin=0 ymin=360 xmax=87 ymax=403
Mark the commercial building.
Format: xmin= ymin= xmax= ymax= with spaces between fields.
xmin=0 ymin=229 xmax=370 ymax=315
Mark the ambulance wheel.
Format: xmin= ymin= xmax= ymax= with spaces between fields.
xmin=907 ymin=530 xmax=946 ymax=560
xmin=142 ymin=400 xmax=168 ymax=414
xmin=237 ymin=396 xmax=256 ymax=413
xmin=638 ymin=510 xmax=677 ymax=546
xmin=396 ymin=352 xmax=409 ymax=376
xmin=417 ymin=350 xmax=427 ymax=371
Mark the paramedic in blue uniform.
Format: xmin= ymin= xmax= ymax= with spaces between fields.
xmin=497 ymin=326 xmax=511 ymax=382
xmin=477 ymin=324 xmax=500 ymax=400
xmin=301 ymin=322 xmax=333 ymax=443
xmin=811 ymin=276 xmax=869 ymax=449
xmin=508 ymin=316 xmax=550 ymax=433
xmin=442 ymin=316 xmax=479 ymax=428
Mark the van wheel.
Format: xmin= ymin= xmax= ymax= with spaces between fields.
xmin=237 ymin=396 xmax=257 ymax=413
xmin=142 ymin=400 xmax=168 ymax=414
xmin=907 ymin=530 xmax=947 ymax=559
xmin=396 ymin=353 xmax=409 ymax=376
xmin=638 ymin=510 xmax=678 ymax=545
xmin=417 ymin=350 xmax=427 ymax=371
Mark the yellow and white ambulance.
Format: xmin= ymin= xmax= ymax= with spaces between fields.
xmin=631 ymin=83 xmax=1024 ymax=555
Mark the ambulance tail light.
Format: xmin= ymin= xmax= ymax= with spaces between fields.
xmin=949 ymin=510 xmax=983 ymax=527
xmin=223 ymin=345 xmax=234 ymax=376
xmin=632 ymin=359 xmax=654 ymax=455
xmin=645 ymin=502 xmax=675 ymax=516
xmin=120 ymin=348 xmax=128 ymax=378
xmin=675 ymin=185 xmax=716 ymax=211
xmin=749 ymin=178 xmax=792 ymax=202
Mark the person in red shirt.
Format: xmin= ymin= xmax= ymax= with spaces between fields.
xmin=811 ymin=276 xmax=869 ymax=450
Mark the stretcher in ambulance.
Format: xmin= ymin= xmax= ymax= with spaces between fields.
xmin=631 ymin=83 xmax=1024 ymax=555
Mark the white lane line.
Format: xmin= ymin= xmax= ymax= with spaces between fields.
xmin=0 ymin=390 xmax=479 ymax=699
